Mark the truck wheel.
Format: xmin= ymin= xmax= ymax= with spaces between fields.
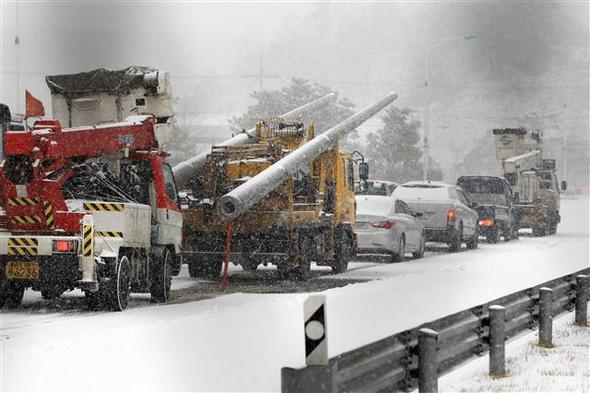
xmin=41 ymin=287 xmax=65 ymax=300
xmin=188 ymin=255 xmax=223 ymax=280
xmin=241 ymin=256 xmax=259 ymax=273
xmin=532 ymin=226 xmax=546 ymax=237
xmin=412 ymin=233 xmax=426 ymax=259
xmin=85 ymin=290 xmax=102 ymax=311
xmin=466 ymin=227 xmax=479 ymax=249
xmin=0 ymin=280 xmax=25 ymax=309
xmin=391 ymin=236 xmax=405 ymax=262
xmin=448 ymin=225 xmax=462 ymax=252
xmin=332 ymin=229 xmax=352 ymax=274
xmin=106 ymin=256 xmax=132 ymax=311
xmin=151 ymin=249 xmax=172 ymax=303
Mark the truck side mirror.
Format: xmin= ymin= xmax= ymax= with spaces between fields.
xmin=560 ymin=180 xmax=567 ymax=191
xmin=359 ymin=162 xmax=369 ymax=181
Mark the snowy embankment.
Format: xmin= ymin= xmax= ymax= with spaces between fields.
xmin=440 ymin=313 xmax=590 ymax=392
xmin=1 ymin=197 xmax=588 ymax=392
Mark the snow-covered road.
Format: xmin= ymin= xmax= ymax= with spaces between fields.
xmin=1 ymin=197 xmax=588 ymax=392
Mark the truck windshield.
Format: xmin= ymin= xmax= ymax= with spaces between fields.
xmin=458 ymin=178 xmax=508 ymax=206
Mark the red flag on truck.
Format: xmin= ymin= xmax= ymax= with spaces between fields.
xmin=25 ymin=90 xmax=45 ymax=118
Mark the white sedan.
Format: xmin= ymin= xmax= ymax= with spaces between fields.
xmin=355 ymin=194 xmax=426 ymax=262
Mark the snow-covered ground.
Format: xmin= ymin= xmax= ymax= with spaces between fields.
xmin=1 ymin=197 xmax=588 ymax=392
xmin=440 ymin=313 xmax=590 ymax=392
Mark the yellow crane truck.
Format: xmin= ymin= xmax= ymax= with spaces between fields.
xmin=180 ymin=93 xmax=397 ymax=279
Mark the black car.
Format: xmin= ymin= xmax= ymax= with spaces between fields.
xmin=456 ymin=175 xmax=518 ymax=242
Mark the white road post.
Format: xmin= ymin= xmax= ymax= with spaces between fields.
xmin=304 ymin=294 xmax=328 ymax=366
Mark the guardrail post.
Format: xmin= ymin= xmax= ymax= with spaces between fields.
xmin=575 ymin=274 xmax=588 ymax=326
xmin=539 ymin=287 xmax=553 ymax=347
xmin=489 ymin=305 xmax=506 ymax=377
xmin=281 ymin=294 xmax=335 ymax=393
xmin=418 ymin=328 xmax=438 ymax=393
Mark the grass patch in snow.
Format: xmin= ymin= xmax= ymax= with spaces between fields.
xmin=441 ymin=313 xmax=590 ymax=392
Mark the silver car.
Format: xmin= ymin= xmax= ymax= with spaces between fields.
xmin=355 ymin=194 xmax=425 ymax=262
xmin=392 ymin=181 xmax=479 ymax=252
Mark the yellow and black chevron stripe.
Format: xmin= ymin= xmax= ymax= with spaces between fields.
xmin=7 ymin=197 xmax=42 ymax=207
xmin=7 ymin=237 xmax=38 ymax=256
xmin=95 ymin=231 xmax=123 ymax=238
xmin=83 ymin=202 xmax=125 ymax=212
xmin=43 ymin=201 xmax=56 ymax=230
xmin=11 ymin=215 xmax=43 ymax=225
xmin=83 ymin=225 xmax=93 ymax=256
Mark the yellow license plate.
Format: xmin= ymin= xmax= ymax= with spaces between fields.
xmin=5 ymin=261 xmax=40 ymax=279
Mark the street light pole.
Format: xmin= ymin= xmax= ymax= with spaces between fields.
xmin=421 ymin=33 xmax=477 ymax=181
xmin=15 ymin=0 xmax=21 ymax=113
xmin=422 ymin=35 xmax=430 ymax=181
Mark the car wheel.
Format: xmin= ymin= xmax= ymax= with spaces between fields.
xmin=391 ymin=236 xmax=405 ymax=262
xmin=412 ymin=233 xmax=425 ymax=259
xmin=448 ymin=225 xmax=462 ymax=252
xmin=466 ymin=226 xmax=478 ymax=249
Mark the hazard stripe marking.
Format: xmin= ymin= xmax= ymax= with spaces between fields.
xmin=11 ymin=215 xmax=43 ymax=224
xmin=95 ymin=231 xmax=123 ymax=238
xmin=7 ymin=246 xmax=38 ymax=256
xmin=8 ymin=238 xmax=39 ymax=246
xmin=83 ymin=202 xmax=125 ymax=212
xmin=43 ymin=201 xmax=55 ymax=230
xmin=83 ymin=225 xmax=93 ymax=256
xmin=7 ymin=197 xmax=42 ymax=206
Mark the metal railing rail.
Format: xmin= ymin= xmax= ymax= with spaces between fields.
xmin=282 ymin=268 xmax=589 ymax=393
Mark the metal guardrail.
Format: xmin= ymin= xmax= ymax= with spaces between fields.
xmin=282 ymin=268 xmax=590 ymax=393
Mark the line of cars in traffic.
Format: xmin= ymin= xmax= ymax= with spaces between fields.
xmin=354 ymin=176 xmax=520 ymax=262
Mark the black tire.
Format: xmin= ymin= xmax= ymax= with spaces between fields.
xmin=41 ymin=287 xmax=65 ymax=300
xmin=85 ymin=290 xmax=102 ymax=311
xmin=241 ymin=256 xmax=259 ymax=273
xmin=107 ymin=256 xmax=132 ymax=311
xmin=532 ymin=225 xmax=546 ymax=237
xmin=391 ymin=236 xmax=405 ymax=262
xmin=291 ymin=236 xmax=313 ymax=280
xmin=0 ymin=279 xmax=25 ymax=309
xmin=412 ymin=233 xmax=426 ymax=259
xmin=188 ymin=255 xmax=223 ymax=280
xmin=486 ymin=227 xmax=500 ymax=243
xmin=151 ymin=249 xmax=172 ymax=303
xmin=332 ymin=229 xmax=352 ymax=274
xmin=466 ymin=227 xmax=479 ymax=250
xmin=448 ymin=225 xmax=462 ymax=252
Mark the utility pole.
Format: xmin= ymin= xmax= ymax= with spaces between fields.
xmin=15 ymin=0 xmax=21 ymax=113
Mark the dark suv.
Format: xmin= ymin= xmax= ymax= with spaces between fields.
xmin=456 ymin=176 xmax=518 ymax=242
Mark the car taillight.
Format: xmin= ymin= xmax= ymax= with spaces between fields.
xmin=53 ymin=239 xmax=78 ymax=253
xmin=479 ymin=218 xmax=494 ymax=227
xmin=447 ymin=209 xmax=456 ymax=223
xmin=370 ymin=220 xmax=395 ymax=229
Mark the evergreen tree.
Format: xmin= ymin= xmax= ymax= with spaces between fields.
xmin=365 ymin=107 xmax=424 ymax=182
xmin=230 ymin=78 xmax=356 ymax=141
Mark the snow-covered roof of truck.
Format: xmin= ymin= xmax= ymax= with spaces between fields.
xmin=45 ymin=66 xmax=157 ymax=96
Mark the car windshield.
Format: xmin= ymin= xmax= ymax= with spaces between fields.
xmin=354 ymin=181 xmax=396 ymax=196
xmin=458 ymin=178 xmax=508 ymax=205
xmin=355 ymin=195 xmax=393 ymax=216
xmin=394 ymin=184 xmax=451 ymax=201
